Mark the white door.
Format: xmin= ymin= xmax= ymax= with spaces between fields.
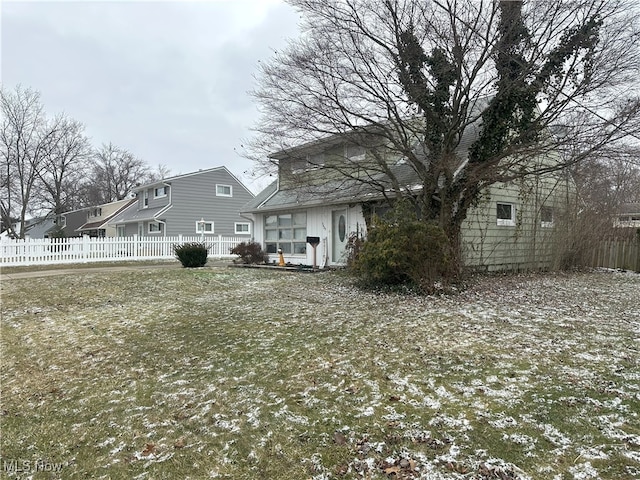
xmin=331 ymin=209 xmax=348 ymax=263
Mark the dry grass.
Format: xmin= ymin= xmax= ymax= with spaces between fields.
xmin=1 ymin=267 xmax=639 ymax=479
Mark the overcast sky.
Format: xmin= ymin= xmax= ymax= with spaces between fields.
xmin=1 ymin=0 xmax=301 ymax=193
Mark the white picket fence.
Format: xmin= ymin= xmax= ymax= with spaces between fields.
xmin=0 ymin=235 xmax=246 ymax=267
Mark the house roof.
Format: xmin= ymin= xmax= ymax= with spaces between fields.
xmin=110 ymin=204 xmax=172 ymax=225
xmin=76 ymin=199 xmax=137 ymax=232
xmin=242 ymin=161 xmax=424 ymax=214
xmin=132 ymin=166 xmax=255 ymax=197
xmin=246 ymin=101 xmax=493 ymax=215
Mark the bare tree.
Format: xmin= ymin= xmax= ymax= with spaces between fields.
xmin=37 ymin=114 xmax=92 ymax=218
xmin=80 ymin=142 xmax=151 ymax=205
xmin=249 ymin=0 xmax=640 ymax=267
xmin=573 ymin=148 xmax=640 ymax=214
xmin=0 ymin=85 xmax=60 ymax=238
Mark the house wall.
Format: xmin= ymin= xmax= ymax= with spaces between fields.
xmin=62 ymin=210 xmax=89 ymax=237
xmin=252 ymin=204 xmax=366 ymax=266
xmin=132 ymin=169 xmax=255 ymax=237
xmin=461 ymin=169 xmax=575 ymax=271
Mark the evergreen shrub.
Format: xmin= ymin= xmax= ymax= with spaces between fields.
xmin=174 ymin=242 xmax=209 ymax=268
xmin=349 ymin=201 xmax=453 ymax=293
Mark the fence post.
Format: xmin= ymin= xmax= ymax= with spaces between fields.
xmin=81 ymin=235 xmax=89 ymax=263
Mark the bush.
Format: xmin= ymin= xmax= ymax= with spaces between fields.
xmin=173 ymin=242 xmax=209 ymax=268
xmin=230 ymin=241 xmax=269 ymax=264
xmin=350 ymin=201 xmax=454 ymax=293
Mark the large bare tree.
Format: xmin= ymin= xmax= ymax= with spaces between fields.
xmin=0 ymin=85 xmax=61 ymax=238
xmin=249 ymin=0 xmax=640 ymax=265
xmin=37 ymin=114 xmax=92 ymax=218
xmin=80 ymin=142 xmax=151 ymax=205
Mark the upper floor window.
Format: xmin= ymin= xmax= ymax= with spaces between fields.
xmin=216 ymin=184 xmax=232 ymax=197
xmin=346 ymin=144 xmax=366 ymax=162
xmin=496 ymin=202 xmax=516 ymax=227
xmin=291 ymin=153 xmax=325 ymax=173
xmin=154 ymin=186 xmax=168 ymax=198
xmin=143 ymin=190 xmax=149 ymax=208
xmin=88 ymin=207 xmax=102 ymax=218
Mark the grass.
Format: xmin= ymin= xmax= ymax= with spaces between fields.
xmin=1 ymin=267 xmax=639 ymax=479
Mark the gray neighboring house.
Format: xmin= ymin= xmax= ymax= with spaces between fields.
xmin=58 ymin=207 xmax=91 ymax=237
xmin=110 ymin=167 xmax=255 ymax=237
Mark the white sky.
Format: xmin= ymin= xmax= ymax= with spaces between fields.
xmin=1 ymin=0 xmax=301 ymax=193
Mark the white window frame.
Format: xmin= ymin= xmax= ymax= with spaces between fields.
xmin=235 ymin=222 xmax=251 ymax=235
xmin=143 ymin=190 xmax=149 ymax=208
xmin=496 ymin=202 xmax=516 ymax=227
xmin=116 ymin=226 xmax=126 ymax=237
xmin=216 ymin=184 xmax=232 ymax=197
xmin=88 ymin=207 xmax=102 ymax=219
xmin=148 ymin=222 xmax=162 ymax=234
xmin=196 ymin=220 xmax=214 ymax=234
xmin=541 ymin=206 xmax=554 ymax=228
xmin=264 ymin=211 xmax=307 ymax=255
xmin=154 ymin=186 xmax=167 ymax=198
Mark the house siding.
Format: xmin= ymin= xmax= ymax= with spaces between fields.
xmin=109 ymin=167 xmax=255 ymax=238
xmin=160 ymin=169 xmax=254 ymax=237
xmin=462 ymin=170 xmax=574 ymax=271
xmin=255 ymin=204 xmax=366 ymax=266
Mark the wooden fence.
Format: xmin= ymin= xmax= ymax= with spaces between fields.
xmin=0 ymin=235 xmax=246 ymax=267
xmin=589 ymin=235 xmax=640 ymax=272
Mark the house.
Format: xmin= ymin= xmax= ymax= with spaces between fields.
xmin=614 ymin=203 xmax=640 ymax=228
xmin=242 ymin=130 xmax=575 ymax=271
xmin=17 ymin=215 xmax=57 ymax=239
xmin=75 ymin=199 xmax=137 ymax=237
xmin=110 ymin=166 xmax=255 ymax=237
xmin=55 ymin=207 xmax=90 ymax=238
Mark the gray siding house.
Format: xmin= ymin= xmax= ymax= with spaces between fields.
xmin=110 ymin=167 xmax=255 ymax=237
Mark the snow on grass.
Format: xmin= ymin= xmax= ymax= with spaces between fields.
xmin=1 ymin=268 xmax=638 ymax=479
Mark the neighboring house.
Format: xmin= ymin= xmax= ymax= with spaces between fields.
xmin=242 ymin=130 xmax=575 ymax=271
xmin=110 ymin=167 xmax=255 ymax=237
xmin=20 ymin=215 xmax=57 ymax=239
xmin=57 ymin=207 xmax=90 ymax=238
xmin=76 ymin=199 xmax=137 ymax=237
xmin=614 ymin=203 xmax=640 ymax=228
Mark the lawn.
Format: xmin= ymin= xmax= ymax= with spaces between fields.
xmin=1 ymin=267 xmax=638 ymax=479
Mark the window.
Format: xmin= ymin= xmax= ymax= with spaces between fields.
xmin=196 ymin=220 xmax=214 ymax=234
xmin=88 ymin=207 xmax=102 ymax=218
xmin=148 ymin=222 xmax=162 ymax=234
xmin=496 ymin=202 xmax=516 ymax=226
xmin=291 ymin=153 xmax=325 ymax=173
xmin=541 ymin=206 xmax=554 ymax=228
xmin=264 ymin=212 xmax=306 ymax=255
xmin=143 ymin=190 xmax=149 ymax=208
xmin=235 ymin=222 xmax=251 ymax=234
xmin=154 ymin=186 xmax=167 ymax=198
xmin=216 ymin=184 xmax=232 ymax=197
xmin=117 ymin=226 xmax=126 ymax=237
xmin=346 ymin=144 xmax=366 ymax=162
